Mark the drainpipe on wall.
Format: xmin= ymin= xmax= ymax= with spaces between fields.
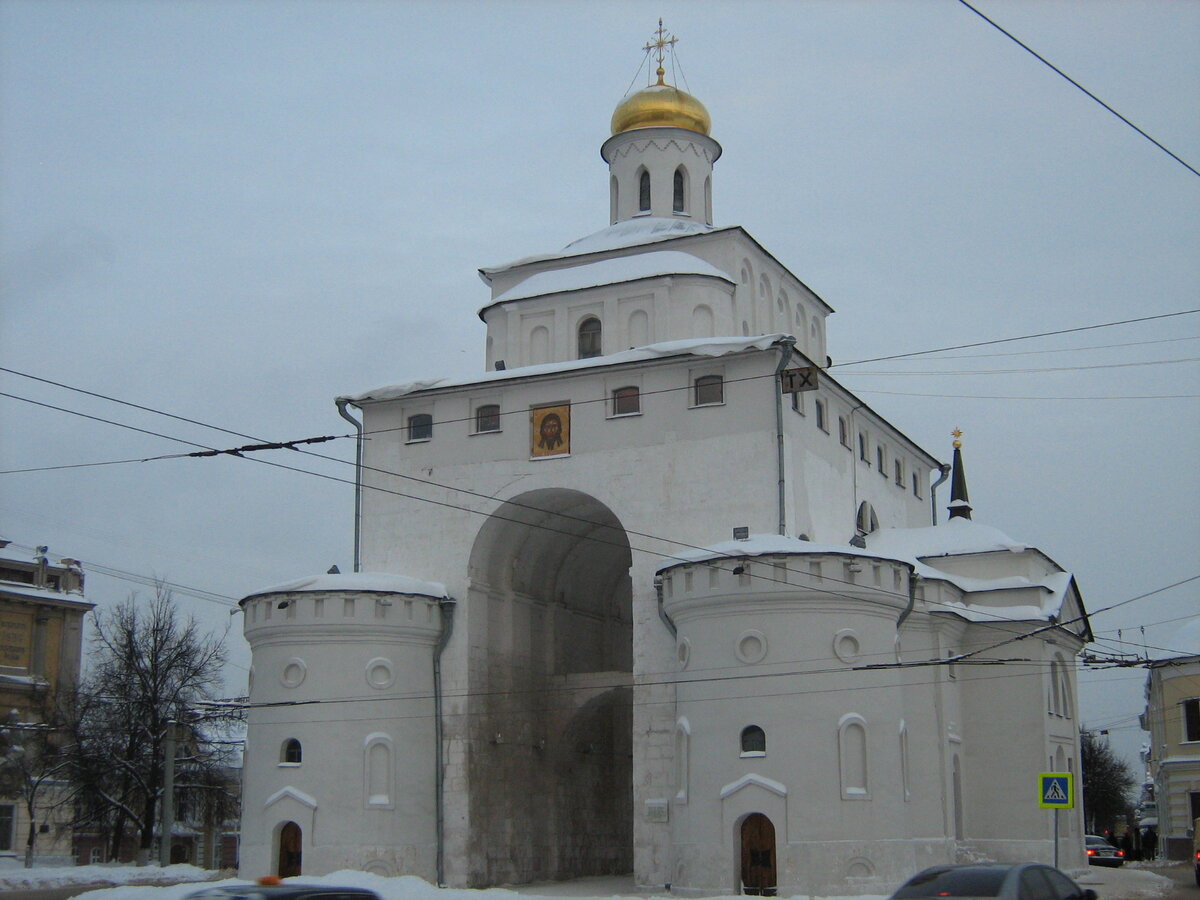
xmin=433 ymin=596 xmax=457 ymax=887
xmin=335 ymin=399 xmax=364 ymax=573
xmin=929 ymin=464 xmax=952 ymax=526
xmin=774 ymin=337 xmax=797 ymax=536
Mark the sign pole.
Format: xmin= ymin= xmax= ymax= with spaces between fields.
xmin=1053 ymin=809 xmax=1059 ymax=869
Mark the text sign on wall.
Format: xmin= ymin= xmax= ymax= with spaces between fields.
xmin=780 ymin=367 xmax=818 ymax=394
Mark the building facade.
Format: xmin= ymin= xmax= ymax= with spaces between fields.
xmin=1140 ymin=624 xmax=1200 ymax=860
xmin=239 ymin=34 xmax=1091 ymax=894
xmin=0 ymin=544 xmax=93 ymax=867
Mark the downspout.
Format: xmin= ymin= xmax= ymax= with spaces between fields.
xmin=433 ymin=596 xmax=457 ymax=887
xmin=929 ymin=464 xmax=951 ymax=526
xmin=654 ymin=575 xmax=676 ymax=637
xmin=335 ymin=399 xmax=364 ymax=573
xmin=774 ymin=337 xmax=796 ymax=536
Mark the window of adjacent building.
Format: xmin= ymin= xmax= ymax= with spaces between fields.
xmin=281 ymin=738 xmax=302 ymax=764
xmin=1184 ymin=697 xmax=1200 ymax=742
xmin=577 ymin=317 xmax=602 ymax=359
xmin=693 ymin=374 xmax=724 ymax=406
xmin=407 ymin=414 xmax=432 ymax=442
xmin=740 ymin=725 xmax=766 ymax=756
xmin=859 ymin=432 xmax=869 ymax=463
xmin=673 ymin=167 xmax=687 ymax=213
xmin=611 ymin=386 xmax=640 ymax=416
xmin=475 ymin=404 xmax=501 ymax=433
xmin=638 ymin=169 xmax=651 ymax=212
xmin=815 ymin=399 xmax=827 ymax=432
xmin=839 ymin=417 xmax=850 ymax=448
xmin=0 ymin=804 xmax=12 ymax=852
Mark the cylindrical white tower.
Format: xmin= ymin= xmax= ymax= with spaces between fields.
xmin=237 ymin=573 xmax=450 ymax=881
xmin=601 ymin=72 xmax=721 ymax=226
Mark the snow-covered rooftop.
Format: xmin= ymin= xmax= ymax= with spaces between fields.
xmin=486 ymin=250 xmax=730 ymax=308
xmin=242 ymin=572 xmax=448 ymax=602
xmin=480 ymin=217 xmax=719 ymax=277
xmin=657 ymin=529 xmax=1073 ymax=624
xmin=340 ymin=334 xmax=789 ymax=404
xmin=0 ymin=581 xmax=91 ymax=605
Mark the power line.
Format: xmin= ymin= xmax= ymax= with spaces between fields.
xmin=840 ymin=357 xmax=1199 ymax=377
xmin=851 ymin=390 xmax=1197 ymax=402
xmin=955 ymin=0 xmax=1199 ymax=178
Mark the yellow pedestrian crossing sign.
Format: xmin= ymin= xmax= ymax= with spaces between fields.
xmin=1038 ymin=772 xmax=1074 ymax=809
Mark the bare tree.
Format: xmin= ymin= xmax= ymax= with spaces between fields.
xmin=70 ymin=584 xmax=237 ymax=864
xmin=0 ymin=696 xmax=74 ymax=867
xmin=1081 ymin=730 xmax=1136 ymax=835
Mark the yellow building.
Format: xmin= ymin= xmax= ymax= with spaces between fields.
xmin=0 ymin=543 xmax=93 ymax=865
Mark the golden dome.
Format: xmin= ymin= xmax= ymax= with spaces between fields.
xmin=611 ymin=79 xmax=711 ymax=136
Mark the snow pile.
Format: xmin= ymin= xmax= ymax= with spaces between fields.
xmin=866 ymin=518 xmax=1028 ymax=558
xmin=242 ymin=572 xmax=449 ymax=602
xmin=0 ymin=862 xmax=210 ymax=892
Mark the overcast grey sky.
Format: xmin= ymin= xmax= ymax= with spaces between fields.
xmin=2 ymin=0 xmax=1197 ymax=771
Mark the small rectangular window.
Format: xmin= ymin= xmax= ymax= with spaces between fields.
xmin=912 ymin=472 xmax=922 ymax=498
xmin=407 ymin=413 xmax=433 ymax=441
xmin=693 ymin=374 xmax=723 ymax=406
xmin=839 ymin=417 xmax=850 ymax=448
xmin=791 ymin=390 xmax=804 ymax=414
xmin=1184 ymin=698 xmax=1200 ymax=742
xmin=859 ymin=433 xmax=869 ymax=463
xmin=0 ymin=804 xmax=12 ymax=852
xmin=894 ymin=459 xmax=904 ymax=486
xmin=611 ymin=386 xmax=640 ymax=416
xmin=877 ymin=445 xmax=886 ymax=475
xmin=475 ymin=404 xmax=501 ymax=433
xmin=815 ymin=399 xmax=827 ymax=432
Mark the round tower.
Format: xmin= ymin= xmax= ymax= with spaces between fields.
xmin=601 ymin=22 xmax=721 ymax=225
xmin=237 ymin=573 xmax=451 ymax=881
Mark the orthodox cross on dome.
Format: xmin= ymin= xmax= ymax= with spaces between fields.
xmin=644 ymin=18 xmax=678 ymax=85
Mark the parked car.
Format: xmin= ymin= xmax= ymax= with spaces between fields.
xmin=1085 ymin=833 xmax=1125 ymax=867
xmin=184 ymin=881 xmax=381 ymax=900
xmin=890 ymin=864 xmax=1096 ymax=900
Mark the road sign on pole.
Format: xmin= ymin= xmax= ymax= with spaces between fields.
xmin=1038 ymin=772 xmax=1074 ymax=809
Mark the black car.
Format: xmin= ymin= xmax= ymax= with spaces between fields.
xmin=184 ymin=883 xmax=381 ymax=900
xmin=1084 ymin=834 xmax=1125 ymax=867
xmin=890 ymin=864 xmax=1096 ymax=900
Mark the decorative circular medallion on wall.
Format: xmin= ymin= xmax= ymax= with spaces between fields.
xmin=833 ymin=628 xmax=861 ymax=664
xmin=365 ymin=657 xmax=396 ymax=690
xmin=280 ymin=657 xmax=307 ymax=688
xmin=734 ymin=629 xmax=767 ymax=665
xmin=676 ymin=637 xmax=691 ymax=669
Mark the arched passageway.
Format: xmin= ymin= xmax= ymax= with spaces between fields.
xmin=277 ymin=821 xmax=302 ymax=878
xmin=467 ymin=489 xmax=633 ymax=884
xmin=740 ymin=813 xmax=777 ymax=896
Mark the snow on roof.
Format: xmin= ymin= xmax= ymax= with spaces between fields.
xmin=658 ymin=530 xmax=1072 ymax=624
xmin=486 ymin=250 xmax=730 ymax=307
xmin=0 ymin=582 xmax=91 ymax=605
xmin=480 ymin=216 xmax=717 ymax=276
xmin=340 ymin=334 xmax=790 ymax=404
xmin=866 ymin=517 xmax=1028 ymax=558
xmin=242 ymin=572 xmax=448 ymax=601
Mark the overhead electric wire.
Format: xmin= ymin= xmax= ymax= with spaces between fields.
xmin=839 ymin=356 xmax=1199 ymax=377
xmin=892 ymin=335 xmax=1199 ymax=362
xmin=851 ymin=389 xmax=1197 ymax=401
xmin=956 ymin=0 xmax=1199 ymax=178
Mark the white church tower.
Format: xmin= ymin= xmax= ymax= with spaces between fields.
xmin=238 ymin=23 xmax=1091 ymax=894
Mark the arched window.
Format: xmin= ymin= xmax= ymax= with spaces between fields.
xmin=838 ymin=716 xmax=869 ymax=798
xmin=611 ymin=386 xmax=640 ymax=416
xmin=693 ymin=374 xmax=723 ymax=406
xmin=475 ymin=404 xmax=500 ymax=433
xmin=899 ymin=723 xmax=911 ymax=801
xmin=281 ymin=738 xmax=302 ymax=764
xmin=577 ymin=317 xmax=602 ymax=358
xmin=704 ymin=175 xmax=712 ymax=222
xmin=839 ymin=417 xmax=850 ymax=448
xmin=856 ymin=501 xmax=879 ymax=536
xmin=673 ymin=166 xmax=687 ymax=213
xmin=365 ymin=734 xmax=393 ymax=808
xmin=675 ymin=718 xmax=691 ymax=802
xmin=638 ymin=169 xmax=651 ymax=212
xmin=741 ymin=725 xmax=766 ymax=755
xmin=407 ymin=414 xmax=432 ymax=442
xmin=609 ymin=174 xmax=618 ymax=223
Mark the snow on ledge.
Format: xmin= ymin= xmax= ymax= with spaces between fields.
xmin=340 ymin=334 xmax=791 ymax=403
xmin=242 ymin=572 xmax=448 ymax=602
xmin=486 ymin=250 xmax=730 ymax=307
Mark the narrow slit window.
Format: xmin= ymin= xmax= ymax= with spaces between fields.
xmin=638 ymin=170 xmax=651 ymax=212
xmin=673 ymin=167 xmax=686 ymax=213
xmin=407 ymin=414 xmax=433 ymax=441
xmin=815 ymin=399 xmax=827 ymax=431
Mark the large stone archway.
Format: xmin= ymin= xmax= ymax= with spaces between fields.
xmin=465 ymin=489 xmax=633 ymax=885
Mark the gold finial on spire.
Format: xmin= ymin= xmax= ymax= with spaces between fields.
xmin=952 ymin=428 xmax=963 ymax=450
xmin=643 ymin=18 xmax=677 ymax=85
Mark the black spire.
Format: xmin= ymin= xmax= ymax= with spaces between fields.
xmin=948 ymin=429 xmax=972 ymax=521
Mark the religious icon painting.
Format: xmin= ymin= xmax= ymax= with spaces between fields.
xmin=531 ymin=404 xmax=570 ymax=458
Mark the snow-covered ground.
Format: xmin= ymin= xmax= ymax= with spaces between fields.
xmin=0 ymin=863 xmax=1177 ymax=900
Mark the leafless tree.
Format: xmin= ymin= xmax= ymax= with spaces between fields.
xmin=0 ymin=695 xmax=75 ymax=867
xmin=68 ymin=584 xmax=239 ymax=864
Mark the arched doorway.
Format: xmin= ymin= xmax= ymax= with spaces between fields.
xmin=740 ymin=813 xmax=777 ymax=896
xmin=467 ymin=489 xmax=634 ymax=884
xmin=277 ymin=821 xmax=302 ymax=878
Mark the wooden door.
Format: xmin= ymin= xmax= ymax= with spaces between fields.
xmin=278 ymin=821 xmax=302 ymax=877
xmin=740 ymin=813 xmax=776 ymax=896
